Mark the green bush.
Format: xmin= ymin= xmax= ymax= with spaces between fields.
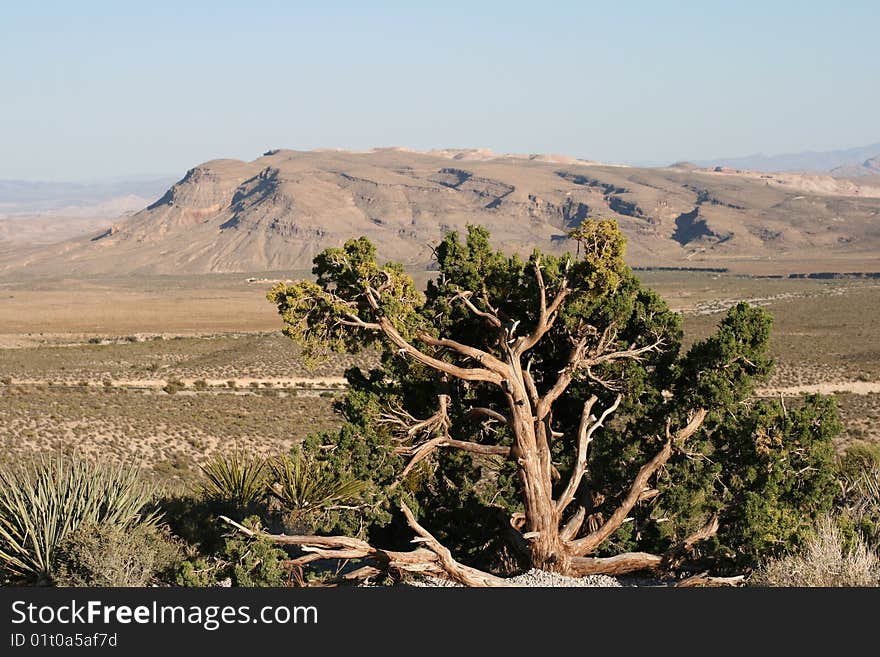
xmin=176 ymin=518 xmax=291 ymax=587
xmin=270 ymin=451 xmax=368 ymax=532
xmin=53 ymin=523 xmax=181 ymax=587
xmin=0 ymin=457 xmax=158 ymax=582
xmin=199 ymin=451 xmax=268 ymax=512
xmin=837 ymin=442 xmax=880 ymax=548
xmin=157 ymin=493 xmax=230 ymax=555
xmin=619 ymin=394 xmax=840 ymax=572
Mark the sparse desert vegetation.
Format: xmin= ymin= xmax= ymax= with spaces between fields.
xmin=4 ymin=271 xmax=875 ymax=475
xmin=0 ymin=228 xmax=878 ymax=587
xmin=0 ymin=385 xmax=341 ymax=486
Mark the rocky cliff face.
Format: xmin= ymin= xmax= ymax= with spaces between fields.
xmin=3 ymin=148 xmax=880 ymax=276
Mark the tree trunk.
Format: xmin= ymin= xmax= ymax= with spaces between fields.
xmin=508 ymin=401 xmax=569 ymax=572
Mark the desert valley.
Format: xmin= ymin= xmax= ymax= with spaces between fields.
xmin=1 ymin=146 xmax=879 ymax=482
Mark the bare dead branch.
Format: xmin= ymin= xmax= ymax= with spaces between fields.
xmin=516 ymin=257 xmax=570 ymax=355
xmin=556 ymin=394 xmax=622 ymax=515
xmin=569 ymin=552 xmax=663 ymax=576
xmin=567 ymin=511 xmax=720 ymax=577
xmin=463 ymin=406 xmax=510 ymax=426
xmin=338 ymin=314 xmax=382 ymax=330
xmin=682 ymin=514 xmax=721 ymax=549
xmin=522 ymin=360 xmax=541 ymax=408
xmin=452 ymin=290 xmax=503 ymax=329
xmin=675 ymin=573 xmax=745 ymax=587
xmin=400 ymin=502 xmax=514 ymax=587
xmin=356 ymin=282 xmax=505 ymax=384
xmin=637 ymin=488 xmax=660 ymax=503
xmin=559 ymin=506 xmax=586 ymax=542
xmin=661 ymin=514 xmax=721 ymax=570
xmin=567 ymin=409 xmax=708 ymax=556
xmin=536 ymin=337 xmax=588 ymax=419
xmin=382 ymin=390 xmax=451 ymax=440
xmin=340 ymin=566 xmax=385 ymax=582
xmin=376 ymin=318 xmax=503 ymax=384
xmin=396 ymin=437 xmax=513 ymax=478
xmin=417 ymin=332 xmax=508 ymax=373
xmin=586 ymin=338 xmax=664 ymax=367
xmin=219 ymin=515 xmax=447 ymax=579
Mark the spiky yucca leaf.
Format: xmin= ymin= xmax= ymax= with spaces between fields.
xmin=198 ymin=451 xmax=268 ymax=508
xmin=270 ymin=453 xmax=367 ymax=519
xmin=0 ymin=457 xmax=157 ymax=582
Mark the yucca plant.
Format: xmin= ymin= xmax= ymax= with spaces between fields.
xmin=269 ymin=452 xmax=367 ymax=523
xmin=838 ymin=445 xmax=880 ymax=549
xmin=0 ymin=456 xmax=158 ymax=582
xmin=849 ymin=466 xmax=880 ymax=548
xmin=199 ymin=451 xmax=268 ymax=510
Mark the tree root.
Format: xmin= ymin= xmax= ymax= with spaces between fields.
xmin=219 ymin=502 xmax=511 ymax=587
xmin=219 ymin=506 xmax=725 ymax=586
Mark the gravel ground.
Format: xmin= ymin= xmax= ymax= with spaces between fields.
xmin=506 ymin=569 xmax=622 ymax=587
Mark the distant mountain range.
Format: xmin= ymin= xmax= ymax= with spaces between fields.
xmin=0 ymin=177 xmax=176 ymax=216
xmin=695 ymin=142 xmax=880 ymax=176
xmin=0 ymin=176 xmax=177 ymax=245
xmin=2 ymin=148 xmax=879 ymax=277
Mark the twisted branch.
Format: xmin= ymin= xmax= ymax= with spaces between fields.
xmin=567 ymin=408 xmax=708 ymax=556
xmin=555 ymin=394 xmax=622 ymax=515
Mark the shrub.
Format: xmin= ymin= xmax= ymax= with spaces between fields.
xmin=199 ymin=451 xmax=268 ymax=512
xmin=163 ymin=379 xmax=184 ymax=394
xmin=193 ymin=379 xmax=208 ymax=391
xmin=53 ymin=523 xmax=181 ymax=587
xmin=0 ymin=457 xmax=158 ymax=582
xmin=837 ymin=442 xmax=880 ymax=548
xmin=270 ymin=451 xmax=368 ymax=532
xmin=157 ymin=493 xmax=228 ymax=555
xmin=176 ymin=518 xmax=291 ymax=587
xmin=752 ymin=515 xmax=879 ymax=587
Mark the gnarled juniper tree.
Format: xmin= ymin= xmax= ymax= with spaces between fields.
xmin=251 ymin=221 xmax=837 ymax=583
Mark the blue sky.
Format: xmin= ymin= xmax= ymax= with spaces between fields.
xmin=1 ymin=1 xmax=877 ymax=180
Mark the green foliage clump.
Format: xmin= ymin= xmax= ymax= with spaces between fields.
xmin=270 ymin=451 xmax=368 ymax=533
xmin=176 ymin=518 xmax=290 ymax=587
xmin=268 ymin=237 xmax=424 ymax=366
xmin=0 ymin=457 xmax=158 ymax=582
xmin=633 ymin=395 xmax=839 ymax=570
xmin=836 ymin=442 xmax=880 ymax=549
xmin=53 ymin=523 xmax=181 ymax=587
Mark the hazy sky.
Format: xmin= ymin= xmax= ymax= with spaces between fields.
xmin=2 ymin=1 xmax=878 ymax=180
